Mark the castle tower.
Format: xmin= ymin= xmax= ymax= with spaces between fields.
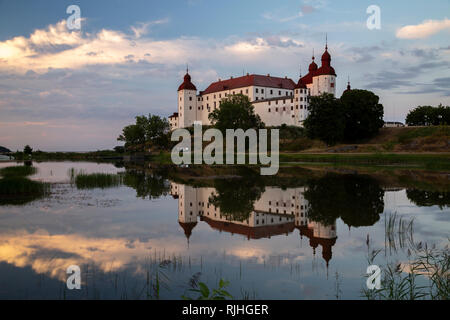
xmin=342 ymin=77 xmax=351 ymax=96
xmin=177 ymin=69 xmax=198 ymax=128
xmin=311 ymin=40 xmax=337 ymax=96
xmin=177 ymin=184 xmax=199 ymax=245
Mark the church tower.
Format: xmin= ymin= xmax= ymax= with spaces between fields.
xmin=177 ymin=69 xmax=197 ymax=128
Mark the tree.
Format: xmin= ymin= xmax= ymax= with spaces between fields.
xmin=118 ymin=114 xmax=170 ymax=151
xmin=340 ymin=89 xmax=384 ymax=141
xmin=208 ymin=178 xmax=265 ymax=222
xmin=23 ymin=145 xmax=33 ymax=156
xmin=304 ymin=93 xmax=345 ymax=145
xmin=406 ymin=104 xmax=450 ymax=126
xmin=304 ymin=174 xmax=385 ymax=227
xmin=208 ymin=94 xmax=264 ymax=132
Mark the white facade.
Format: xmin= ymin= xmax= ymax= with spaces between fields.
xmin=171 ymin=182 xmax=337 ymax=263
xmin=170 ymin=45 xmax=338 ymax=130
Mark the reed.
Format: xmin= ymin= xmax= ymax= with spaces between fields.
xmin=74 ymin=172 xmax=123 ymax=189
xmin=0 ymin=177 xmax=49 ymax=205
xmin=0 ymin=165 xmax=37 ymax=178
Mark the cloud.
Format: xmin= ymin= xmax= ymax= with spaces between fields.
xmin=130 ymin=18 xmax=169 ymax=39
xmin=396 ymin=18 xmax=450 ymax=39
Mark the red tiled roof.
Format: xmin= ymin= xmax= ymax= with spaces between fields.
xmin=179 ymin=221 xmax=197 ymax=239
xmin=201 ymin=74 xmax=296 ymax=95
xmin=178 ymin=73 xmax=197 ymax=91
xmin=300 ymin=72 xmax=314 ymax=85
xmin=201 ymin=216 xmax=295 ymax=240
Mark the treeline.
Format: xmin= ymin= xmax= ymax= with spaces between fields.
xmin=406 ymin=104 xmax=450 ymax=126
xmin=304 ymin=90 xmax=384 ymax=145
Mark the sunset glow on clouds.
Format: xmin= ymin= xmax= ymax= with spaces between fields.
xmin=0 ymin=0 xmax=449 ymax=151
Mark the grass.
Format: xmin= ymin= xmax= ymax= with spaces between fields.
xmin=0 ymin=177 xmax=50 ymax=205
xmin=71 ymin=171 xmax=123 ymax=189
xmin=279 ymin=153 xmax=450 ymax=171
xmin=0 ymin=165 xmax=37 ymax=178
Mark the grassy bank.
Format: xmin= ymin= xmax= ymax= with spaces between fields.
xmin=0 ymin=165 xmax=37 ymax=177
xmin=0 ymin=166 xmax=49 ymax=205
xmin=148 ymin=151 xmax=450 ymax=171
xmin=279 ymin=153 xmax=450 ymax=170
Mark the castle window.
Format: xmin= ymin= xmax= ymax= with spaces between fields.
xmin=291 ymin=106 xmax=293 ymax=110
xmin=189 ymin=106 xmax=192 ymax=110
xmin=331 ymin=83 xmax=335 ymax=88
xmin=255 ymin=97 xmax=258 ymax=100
xmin=296 ymin=105 xmax=299 ymax=109
xmin=256 ymin=220 xmax=259 ymax=225
xmin=268 ymin=108 xmax=271 ymax=112
xmin=198 ymin=97 xmax=201 ymax=101
xmin=283 ymin=107 xmax=286 ymax=111
xmin=270 ymin=90 xmax=273 ymax=95
xmin=207 ymin=96 xmax=209 ymax=100
xmin=246 ymin=89 xmax=248 ymax=94
xmin=283 ymin=99 xmax=285 ymax=104
xmin=296 ymin=90 xmax=298 ymax=94
xmin=240 ymin=90 xmax=243 ymax=94
xmin=261 ymin=89 xmax=264 ymax=94
xmin=291 ymin=99 xmax=293 ymax=103
xmin=214 ymin=94 xmax=216 ymax=99
xmin=276 ymin=107 xmax=278 ymax=112
xmin=278 ymin=90 xmax=281 ymax=95
xmin=189 ymin=97 xmax=192 ymax=101
xmin=268 ymin=101 xmax=271 ymax=106
xmin=276 ymin=100 xmax=278 ymax=105
xmin=256 ymin=88 xmax=259 ymax=93
xmin=219 ymin=93 xmax=221 ymax=98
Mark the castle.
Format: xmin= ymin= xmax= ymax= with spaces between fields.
xmin=169 ymin=42 xmax=341 ymax=130
xmin=170 ymin=183 xmax=337 ymax=267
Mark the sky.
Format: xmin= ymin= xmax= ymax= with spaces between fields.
xmin=0 ymin=0 xmax=449 ymax=151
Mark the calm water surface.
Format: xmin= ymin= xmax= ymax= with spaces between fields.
xmin=0 ymin=161 xmax=448 ymax=299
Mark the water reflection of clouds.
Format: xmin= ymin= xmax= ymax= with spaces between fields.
xmin=0 ymin=163 xmax=448 ymax=299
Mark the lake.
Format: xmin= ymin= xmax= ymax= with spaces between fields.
xmin=0 ymin=161 xmax=448 ymax=299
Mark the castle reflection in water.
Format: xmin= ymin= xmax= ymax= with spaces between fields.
xmin=170 ymin=183 xmax=337 ymax=266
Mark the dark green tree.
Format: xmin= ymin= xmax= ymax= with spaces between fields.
xmin=208 ymin=94 xmax=264 ymax=132
xmin=304 ymin=93 xmax=345 ymax=145
xmin=208 ymin=178 xmax=265 ymax=222
xmin=23 ymin=145 xmax=33 ymax=156
xmin=304 ymin=174 xmax=385 ymax=227
xmin=123 ymin=168 xmax=170 ymax=199
xmin=406 ymin=189 xmax=450 ymax=209
xmin=340 ymin=89 xmax=384 ymax=141
xmin=118 ymin=114 xmax=170 ymax=151
xmin=405 ymin=104 xmax=450 ymax=126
